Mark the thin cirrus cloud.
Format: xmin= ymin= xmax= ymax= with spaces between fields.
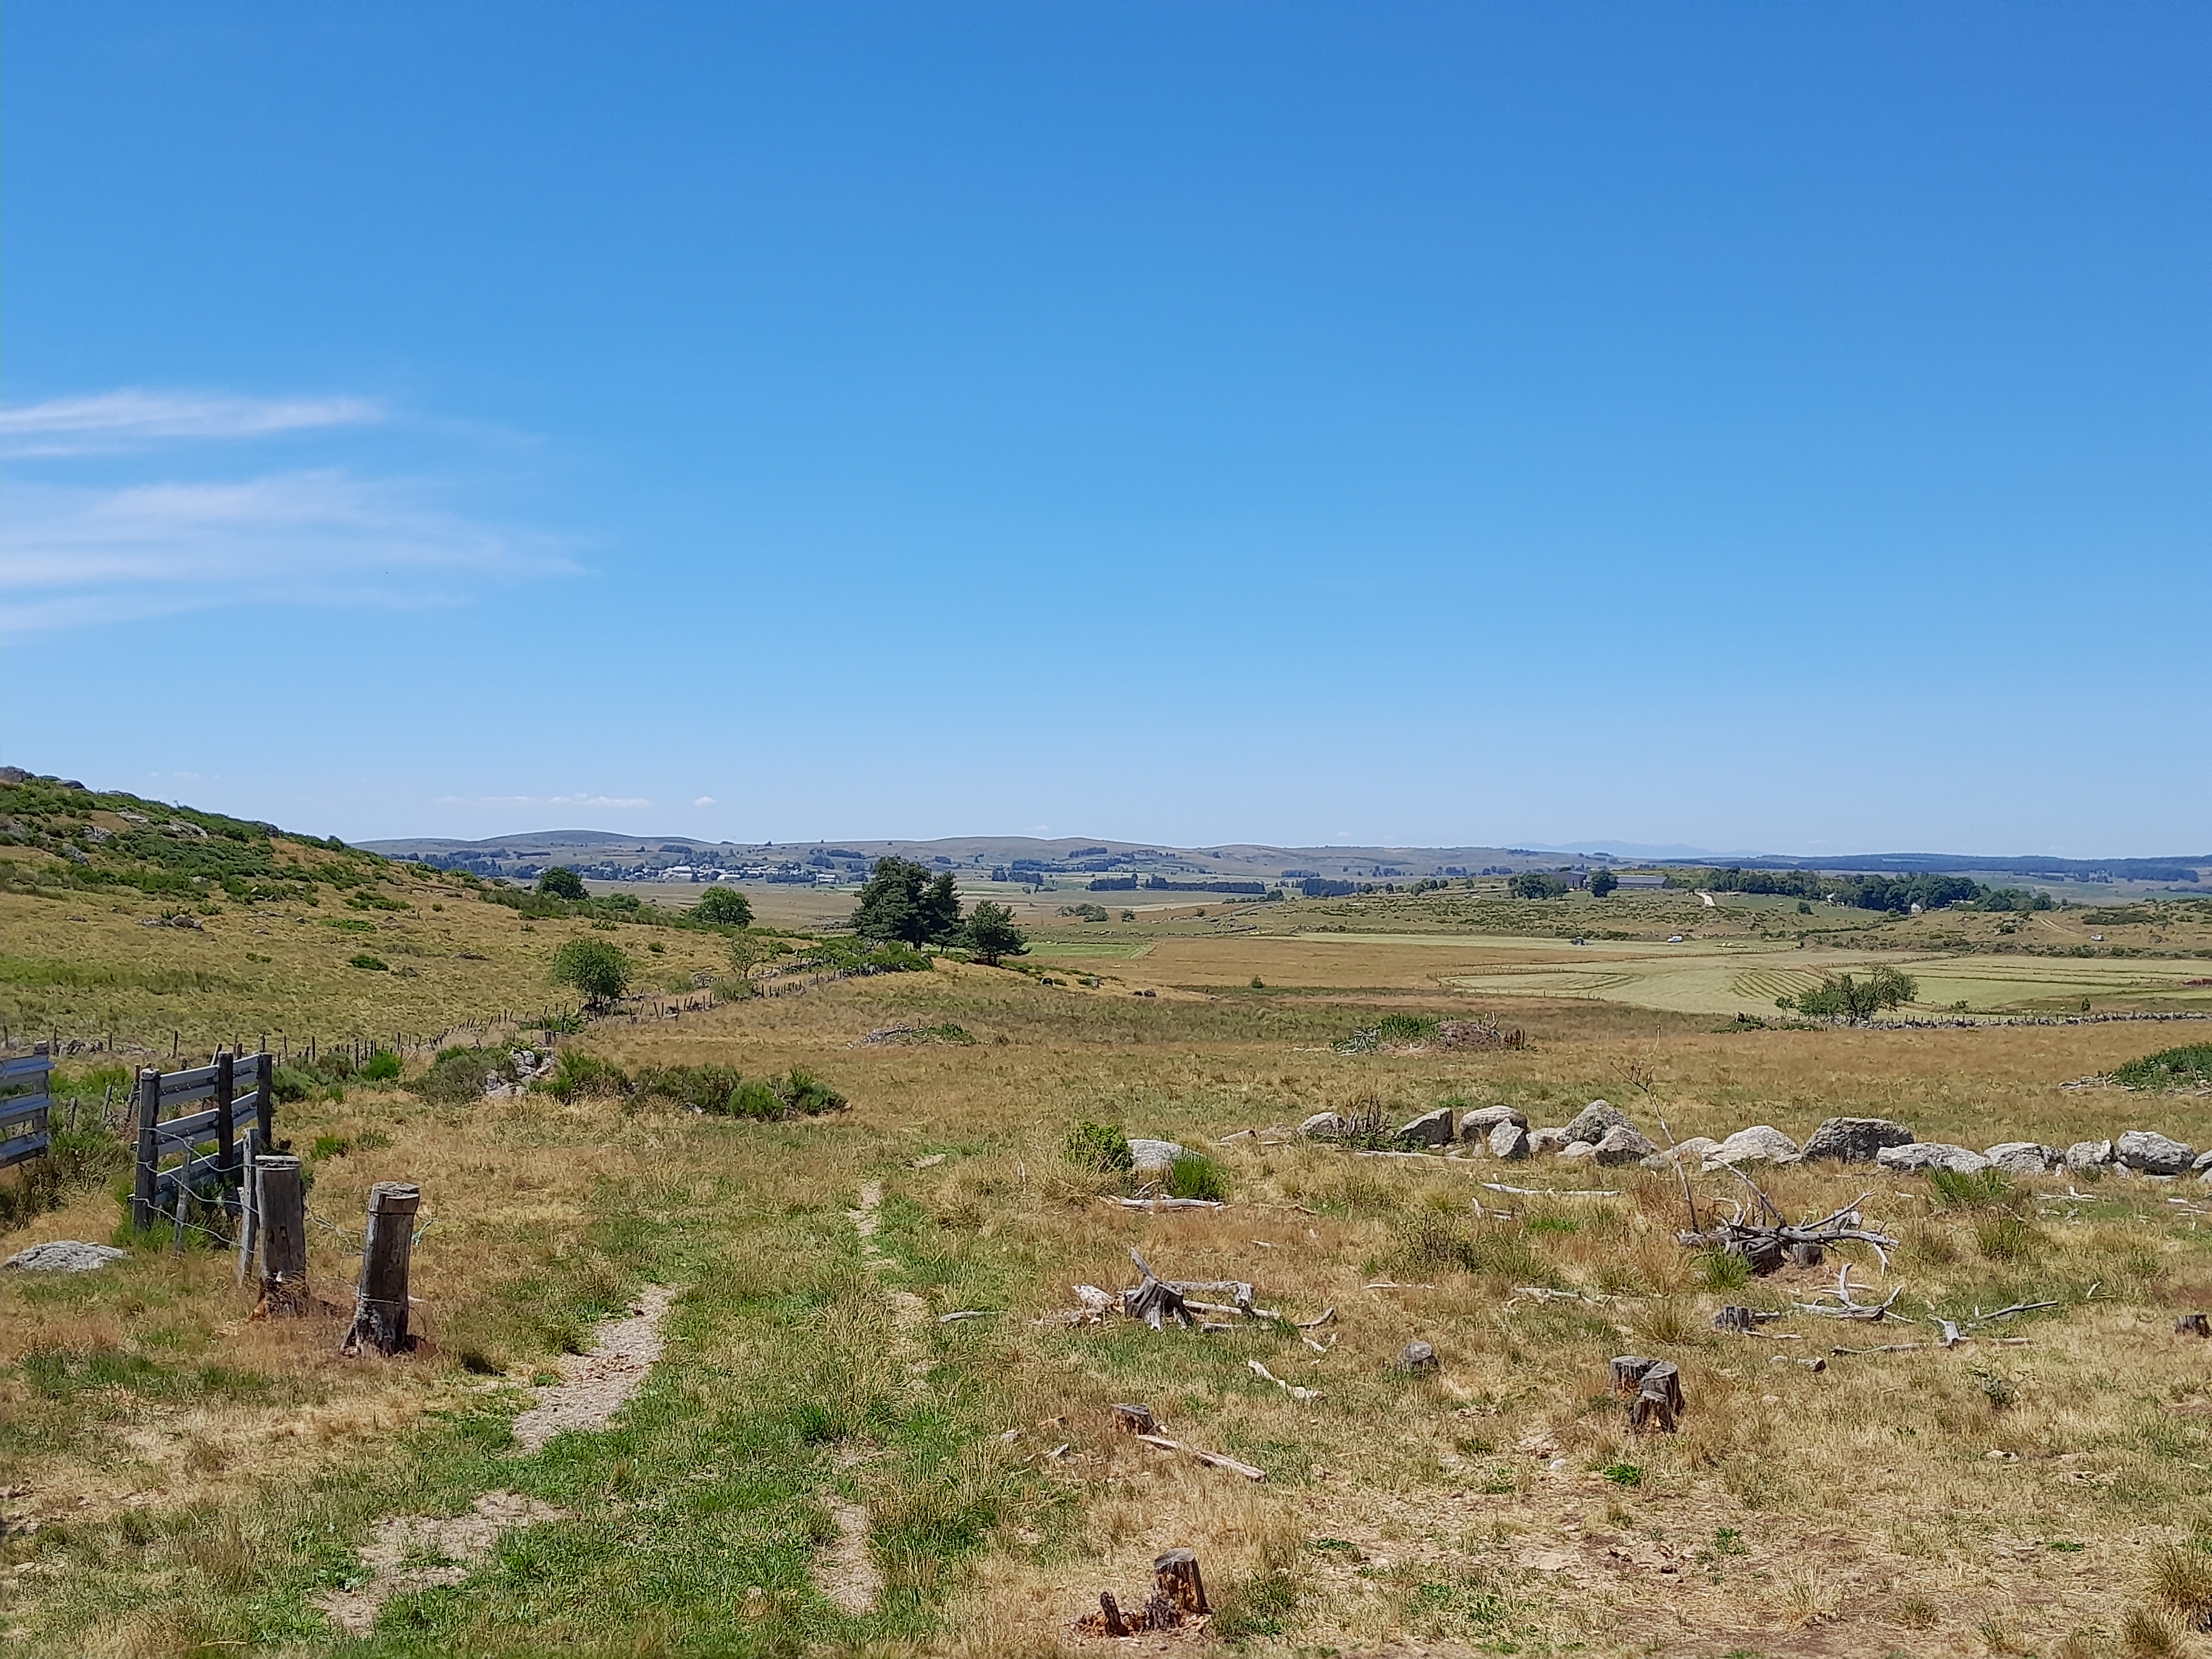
xmin=0 ymin=387 xmax=572 ymax=634
xmin=0 ymin=387 xmax=382 ymax=455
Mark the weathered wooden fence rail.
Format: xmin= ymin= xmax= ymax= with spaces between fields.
xmin=0 ymin=1049 xmax=54 ymax=1170
xmin=132 ymin=1050 xmax=274 ymax=1230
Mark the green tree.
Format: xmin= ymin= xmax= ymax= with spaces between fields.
xmin=1509 ymin=872 xmax=1569 ymax=900
xmin=1587 ymin=868 xmax=1619 ymax=898
xmin=550 ymin=937 xmax=631 ymax=1006
xmin=688 ymin=886 xmax=755 ymax=927
xmin=537 ymin=866 xmax=588 ymax=901
xmin=850 ymin=856 xmax=962 ymax=946
xmin=961 ymin=900 xmax=1028 ymax=967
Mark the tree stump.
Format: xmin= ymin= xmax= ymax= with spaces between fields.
xmin=1154 ymin=1549 xmax=1209 ymax=1615
xmin=1097 ymin=1592 xmax=1128 ymax=1636
xmin=1610 ymin=1355 xmax=1655 ymax=1396
xmin=1111 ymin=1403 xmax=1158 ymax=1436
xmin=2178 ymin=1312 xmax=2212 ymax=1338
xmin=255 ymin=1155 xmax=309 ymax=1317
xmin=1711 ymin=1305 xmax=1783 ymax=1334
xmin=342 ymin=1181 xmax=421 ymax=1355
xmin=1122 ymin=1276 xmax=1191 ymax=1329
xmin=1627 ymin=1360 xmax=1683 ymax=1434
xmin=1786 ymin=1241 xmax=1825 ymax=1269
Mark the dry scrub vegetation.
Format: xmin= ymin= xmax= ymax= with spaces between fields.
xmin=3 ymin=940 xmax=2211 ymax=1658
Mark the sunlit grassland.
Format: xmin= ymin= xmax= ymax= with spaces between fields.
xmin=4 ymin=898 xmax=2212 ymax=1655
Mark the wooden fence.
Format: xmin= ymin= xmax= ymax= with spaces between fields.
xmin=0 ymin=1049 xmax=53 ymax=1170
xmin=132 ymin=1051 xmax=274 ymax=1231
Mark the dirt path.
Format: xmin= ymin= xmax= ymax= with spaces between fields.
xmin=511 ymin=1284 xmax=675 ymax=1451
xmin=313 ymin=1490 xmax=569 ymax=1635
xmin=812 ymin=1181 xmax=926 ymax=1615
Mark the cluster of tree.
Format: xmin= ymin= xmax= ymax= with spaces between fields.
xmin=1666 ymin=867 xmax=1986 ymax=913
xmin=1780 ymin=965 xmax=1918 ymax=1020
xmin=1509 ymin=873 xmax=1571 ymax=900
xmin=851 ymin=857 xmax=1029 ymax=965
xmin=1976 ymin=887 xmax=2055 ymax=913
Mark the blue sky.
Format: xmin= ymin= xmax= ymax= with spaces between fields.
xmin=3 ymin=3 xmax=2205 ymax=855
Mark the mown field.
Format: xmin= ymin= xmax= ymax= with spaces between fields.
xmin=5 ymin=889 xmax=2212 ymax=1658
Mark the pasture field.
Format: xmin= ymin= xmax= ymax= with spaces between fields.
xmin=5 ymin=878 xmax=2212 ymax=1659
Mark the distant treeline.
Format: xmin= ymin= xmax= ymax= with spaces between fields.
xmin=1086 ymin=876 xmax=1274 ymax=895
xmin=1666 ymin=867 xmax=1988 ymax=913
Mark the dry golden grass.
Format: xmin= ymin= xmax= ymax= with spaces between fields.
xmin=4 ymin=913 xmax=2212 ymax=1656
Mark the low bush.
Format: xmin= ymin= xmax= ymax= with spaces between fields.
xmin=415 ymin=1046 xmax=518 ymax=1105
xmin=1064 ymin=1120 xmax=1134 ymax=1173
xmin=1166 ymin=1153 xmax=1230 ymax=1202
xmin=708 ymin=1068 xmax=849 ymax=1120
xmin=359 ymin=1050 xmax=402 ymax=1083
xmin=2112 ymin=1044 xmax=2212 ymax=1091
xmin=1930 ymin=1166 xmax=2018 ymax=1210
xmin=538 ymin=1049 xmax=630 ymax=1101
xmin=346 ymin=953 xmax=389 ymax=972
xmin=633 ymin=1064 xmax=748 ymax=1113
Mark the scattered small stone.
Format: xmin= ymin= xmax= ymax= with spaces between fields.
xmin=1877 ymin=1143 xmax=1991 ymax=1176
xmin=1300 ymin=1113 xmax=1349 ymax=1139
xmin=1704 ymin=1125 xmax=1803 ymax=1169
xmin=1590 ymin=1124 xmax=1657 ymax=1166
xmin=1458 ymin=1104 xmax=1529 ymax=1140
xmin=1393 ymin=1341 xmax=1440 ymax=1373
xmin=2116 ymin=1130 xmax=2195 ymax=1177
xmin=2065 ymin=1140 xmax=2115 ymax=1172
xmin=1127 ymin=1138 xmax=1187 ymax=1173
xmin=1984 ymin=1142 xmax=2063 ymax=1175
xmin=1397 ymin=1107 xmax=1457 ymax=1147
xmin=3 ymin=1241 xmax=128 ymax=1273
xmin=1799 ymin=1117 xmax=1915 ymax=1163
xmin=1562 ymin=1101 xmax=1630 ymax=1145
xmin=1488 ymin=1121 xmax=1531 ymax=1161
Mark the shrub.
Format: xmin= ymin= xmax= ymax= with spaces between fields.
xmin=359 ymin=1050 xmax=402 ymax=1083
xmin=549 ymin=938 xmax=632 ymax=1006
xmin=633 ymin=1063 xmax=748 ymax=1113
xmin=688 ymin=887 xmax=755 ymax=927
xmin=1064 ymin=1120 xmax=1134 ymax=1173
xmin=537 ymin=866 xmax=588 ymax=901
xmin=725 ymin=1079 xmax=783 ymax=1118
xmin=1509 ymin=873 xmax=1569 ymax=900
xmin=347 ymin=953 xmax=389 ymax=972
xmin=1166 ymin=1153 xmax=1230 ymax=1202
xmin=708 ymin=1069 xmax=848 ymax=1120
xmin=413 ymin=1046 xmax=517 ymax=1105
xmin=538 ymin=1048 xmax=629 ymax=1101
xmin=2112 ymin=1044 xmax=2212 ymax=1091
xmin=1974 ymin=1213 xmax=2042 ymax=1262
xmin=710 ymin=976 xmax=757 ymax=1003
xmin=1931 ymin=1166 xmax=2017 ymax=1210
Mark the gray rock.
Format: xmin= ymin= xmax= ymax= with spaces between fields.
xmin=1799 ymin=1118 xmax=1915 ymax=1163
xmin=3 ymin=1240 xmax=128 ymax=1273
xmin=1641 ymin=1135 xmax=1721 ymax=1170
xmin=1563 ymin=1100 xmax=1630 ymax=1146
xmin=1591 ymin=1124 xmax=1658 ymax=1166
xmin=1459 ymin=1104 xmax=1528 ymax=1140
xmin=1394 ymin=1341 xmax=1440 ymax=1373
xmin=1558 ymin=1140 xmax=1600 ymax=1164
xmin=1128 ymin=1138 xmax=1187 ymax=1172
xmin=1984 ymin=1142 xmax=2062 ymax=1176
xmin=1704 ymin=1126 xmax=1802 ymax=1169
xmin=1488 ymin=1121 xmax=1531 ymax=1161
xmin=1299 ymin=1113 xmax=1348 ymax=1139
xmin=1398 ymin=1107 xmax=1458 ymax=1147
xmin=2116 ymin=1130 xmax=2195 ymax=1177
xmin=1877 ymin=1142 xmax=1991 ymax=1176
xmin=1527 ymin=1126 xmax=1573 ymax=1155
xmin=2065 ymin=1139 xmax=2114 ymax=1171
xmin=2194 ymin=1148 xmax=2212 ymax=1174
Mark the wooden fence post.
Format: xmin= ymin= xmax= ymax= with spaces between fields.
xmin=255 ymin=1154 xmax=307 ymax=1314
xmin=213 ymin=1050 xmax=237 ymax=1210
xmin=132 ymin=1068 xmax=161 ymax=1231
xmin=254 ymin=1053 xmax=274 ymax=1148
xmin=344 ymin=1182 xmax=421 ymax=1355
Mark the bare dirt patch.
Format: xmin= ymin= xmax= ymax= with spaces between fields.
xmin=510 ymin=1283 xmax=675 ymax=1451
xmin=313 ymin=1489 xmax=568 ymax=1635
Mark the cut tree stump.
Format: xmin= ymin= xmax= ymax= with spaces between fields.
xmin=2179 ymin=1312 xmax=2212 ymax=1338
xmin=1611 ymin=1355 xmax=1656 ymax=1396
xmin=1712 ymin=1305 xmax=1785 ymax=1334
xmin=1111 ymin=1403 xmax=1158 ymax=1436
xmin=342 ymin=1181 xmax=421 ymax=1356
xmin=1627 ymin=1360 xmax=1683 ymax=1434
xmin=1097 ymin=1593 xmax=1128 ymax=1637
xmin=1154 ymin=1549 xmax=1209 ymax=1615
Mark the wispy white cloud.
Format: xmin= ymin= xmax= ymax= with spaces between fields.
xmin=0 ymin=388 xmax=382 ymax=455
xmin=0 ymin=469 xmax=574 ymax=633
xmin=693 ymin=796 xmax=717 ymax=807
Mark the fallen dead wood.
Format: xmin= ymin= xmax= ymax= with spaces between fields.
xmin=1105 ymin=1196 xmax=1226 ymax=1212
xmin=1830 ymin=1343 xmax=1925 ymax=1356
xmin=1681 ymin=1181 xmax=1899 ymax=1276
xmin=1247 ymin=1358 xmax=1322 ymax=1401
xmin=1481 ymin=1181 xmax=1620 ymax=1198
xmin=1135 ymin=1432 xmax=1268 ymax=1480
xmin=1712 ymin=1305 xmax=1787 ymax=1334
xmin=937 ymin=1309 xmax=996 ymax=1324
xmin=1792 ymin=1265 xmax=1906 ymax=1321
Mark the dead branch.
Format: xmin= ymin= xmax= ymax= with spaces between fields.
xmin=1480 ymin=1182 xmax=1621 ymax=1198
xmin=1135 ymin=1431 xmax=1267 ymax=1480
xmin=1680 ymin=1189 xmax=1898 ymax=1277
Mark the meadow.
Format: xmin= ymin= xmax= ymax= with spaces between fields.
xmin=4 ymin=834 xmax=2212 ymax=1657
